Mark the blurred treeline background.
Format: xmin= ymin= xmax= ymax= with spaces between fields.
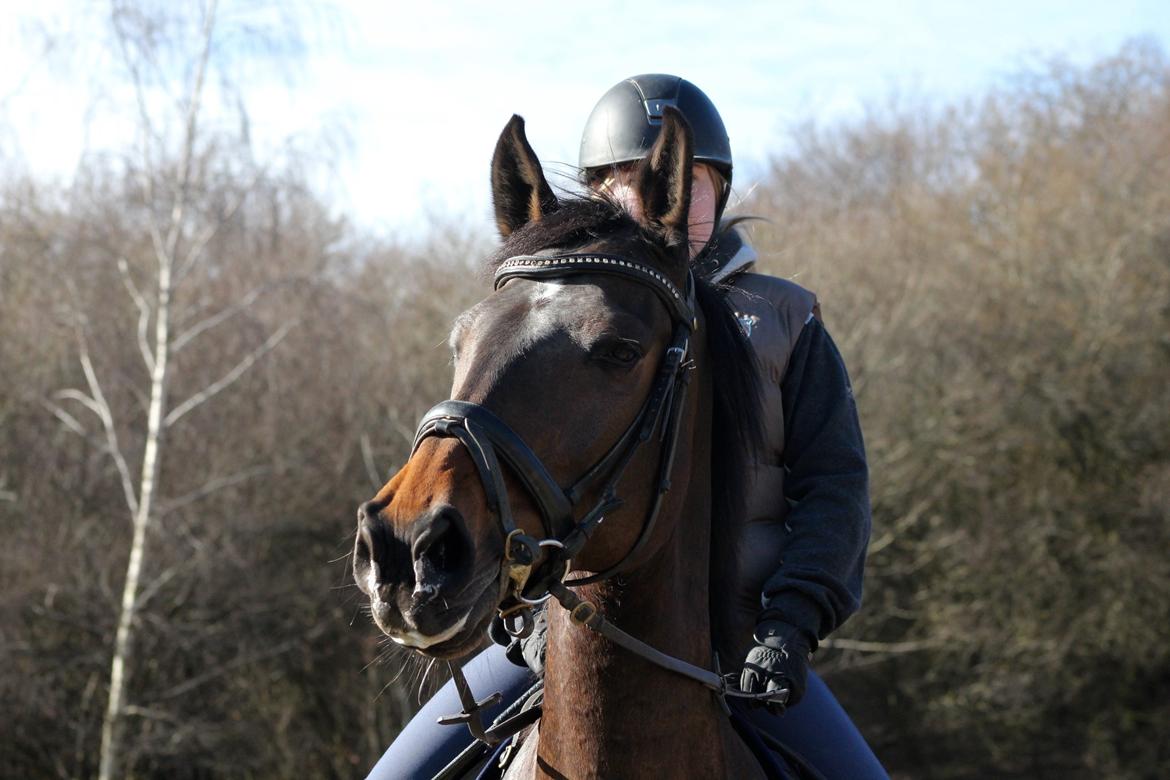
xmin=1 ymin=3 xmax=1168 ymax=778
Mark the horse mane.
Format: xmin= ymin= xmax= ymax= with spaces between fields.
xmin=486 ymin=195 xmax=765 ymax=541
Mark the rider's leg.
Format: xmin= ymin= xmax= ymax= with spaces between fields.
xmin=367 ymin=651 xmax=883 ymax=779
xmin=735 ymin=668 xmax=889 ymax=779
xmin=366 ymin=644 xmax=535 ymax=780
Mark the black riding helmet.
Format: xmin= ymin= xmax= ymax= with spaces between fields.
xmin=580 ymin=74 xmax=733 ymax=220
xmin=580 ymin=74 xmax=732 ymax=176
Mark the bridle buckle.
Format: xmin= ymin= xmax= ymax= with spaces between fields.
xmin=569 ymin=599 xmax=599 ymax=627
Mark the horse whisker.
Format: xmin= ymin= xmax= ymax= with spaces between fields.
xmin=418 ymin=658 xmax=436 ymax=706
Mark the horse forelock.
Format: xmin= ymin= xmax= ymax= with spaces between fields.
xmin=485 ymin=195 xmax=672 ymax=276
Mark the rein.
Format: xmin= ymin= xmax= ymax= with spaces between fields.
xmin=411 ymin=253 xmax=781 ymax=757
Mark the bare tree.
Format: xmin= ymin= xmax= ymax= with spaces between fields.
xmin=32 ymin=2 xmax=314 ymax=776
xmin=744 ymin=39 xmax=1170 ymax=777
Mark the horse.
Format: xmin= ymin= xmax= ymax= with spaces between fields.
xmin=353 ymin=108 xmax=783 ymax=778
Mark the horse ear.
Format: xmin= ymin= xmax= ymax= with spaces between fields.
xmin=491 ymin=115 xmax=558 ymax=238
xmin=631 ymin=106 xmax=693 ymax=253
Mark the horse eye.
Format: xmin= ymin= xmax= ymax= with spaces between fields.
xmin=606 ymin=342 xmax=641 ymax=365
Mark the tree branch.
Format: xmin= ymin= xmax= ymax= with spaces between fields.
xmin=386 ymin=407 xmax=419 ymax=448
xmin=147 ymin=623 xmax=327 ymax=704
xmin=171 ymin=280 xmax=287 ymax=353
xmin=74 ymin=332 xmax=140 ymax=516
xmin=360 ymin=433 xmax=386 ymax=490
xmin=55 ymin=388 xmax=107 ymax=420
xmin=121 ymin=705 xmax=184 ymax=725
xmin=43 ymin=398 xmax=92 ymax=438
xmin=116 ymin=256 xmax=149 ymax=315
xmin=159 ymin=0 xmax=218 ymax=276
xmin=28 ymin=603 xmax=106 ymax=638
xmin=116 ymin=257 xmax=155 ymax=372
xmin=111 ymin=1 xmax=164 ymax=249
xmin=173 ymin=154 xmax=282 ymax=284
xmin=867 ymin=497 xmax=932 ymax=556
xmin=158 ymin=464 xmax=273 ymax=515
xmin=135 ymin=556 xmax=200 ymax=610
xmin=164 ymin=321 xmax=295 ymax=428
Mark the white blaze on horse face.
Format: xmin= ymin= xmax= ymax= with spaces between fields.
xmin=451 ymin=279 xmax=607 ymax=395
xmin=526 ymin=280 xmax=610 ymax=353
xmin=449 ymin=308 xmax=476 ymax=359
xmin=530 ymin=279 xmax=570 ymax=306
xmin=527 ymin=281 xmax=580 ymax=340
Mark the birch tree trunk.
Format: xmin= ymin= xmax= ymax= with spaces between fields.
xmin=98 ymin=254 xmax=172 ymax=780
xmin=34 ymin=1 xmax=317 ymax=773
xmin=97 ymin=4 xmax=214 ymax=776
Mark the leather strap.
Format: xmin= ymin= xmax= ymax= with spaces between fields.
xmin=547 ymin=581 xmax=787 ymax=704
xmin=414 ymin=401 xmax=575 ymax=539
xmin=495 ymin=254 xmax=696 ymax=329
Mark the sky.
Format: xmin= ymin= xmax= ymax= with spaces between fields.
xmin=1 ymin=1 xmax=1168 ymax=239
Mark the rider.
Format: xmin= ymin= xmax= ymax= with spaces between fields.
xmin=368 ymin=75 xmax=887 ymax=779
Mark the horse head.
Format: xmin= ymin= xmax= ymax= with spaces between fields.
xmin=353 ymin=110 xmax=701 ymax=659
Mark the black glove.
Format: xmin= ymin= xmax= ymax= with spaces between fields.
xmin=488 ymin=606 xmax=548 ymax=678
xmin=739 ymin=620 xmax=812 ymax=714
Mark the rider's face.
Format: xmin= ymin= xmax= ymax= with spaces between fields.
xmin=594 ymin=162 xmax=722 ymax=258
xmin=687 ymin=163 xmax=720 ymax=253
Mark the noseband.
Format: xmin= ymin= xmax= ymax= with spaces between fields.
xmin=412 ymin=253 xmax=698 ymax=636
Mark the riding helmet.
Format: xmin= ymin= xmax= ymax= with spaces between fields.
xmin=579 ymin=74 xmax=733 ymax=182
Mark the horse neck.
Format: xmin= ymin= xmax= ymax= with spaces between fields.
xmin=535 ymin=350 xmax=733 ymax=778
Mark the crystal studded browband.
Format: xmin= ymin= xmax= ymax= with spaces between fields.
xmin=493 ymin=254 xmax=695 ymax=328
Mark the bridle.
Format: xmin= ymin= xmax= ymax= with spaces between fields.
xmin=413 ymin=253 xmax=696 ymax=630
xmin=409 ymin=252 xmax=783 ymax=760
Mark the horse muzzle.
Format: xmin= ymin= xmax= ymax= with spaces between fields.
xmin=354 ymin=500 xmax=490 ymax=652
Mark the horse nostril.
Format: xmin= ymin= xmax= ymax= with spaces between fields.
xmin=411 ymin=506 xmax=470 ymax=597
xmin=357 ymin=500 xmax=382 ymax=526
xmin=355 ymin=527 xmax=372 ymax=565
xmin=425 ymin=526 xmax=453 ymax=570
xmin=354 ymin=510 xmax=386 ymax=593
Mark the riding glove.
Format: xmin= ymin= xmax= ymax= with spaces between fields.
xmin=489 ymin=606 xmax=548 ymax=678
xmin=739 ymin=619 xmax=812 ymax=714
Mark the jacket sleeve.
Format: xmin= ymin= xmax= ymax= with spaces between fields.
xmin=758 ymin=317 xmax=870 ymax=646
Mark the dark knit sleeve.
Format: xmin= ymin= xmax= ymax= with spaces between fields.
xmin=758 ymin=317 xmax=870 ymax=645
